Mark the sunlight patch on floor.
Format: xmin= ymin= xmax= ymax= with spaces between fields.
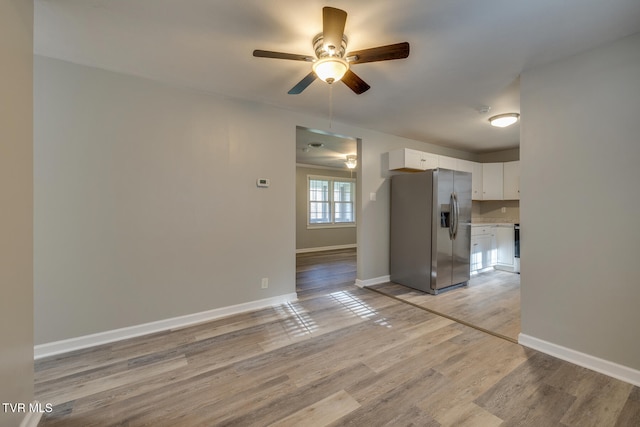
xmin=329 ymin=290 xmax=392 ymax=328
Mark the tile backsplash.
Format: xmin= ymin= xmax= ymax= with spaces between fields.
xmin=472 ymin=200 xmax=520 ymax=223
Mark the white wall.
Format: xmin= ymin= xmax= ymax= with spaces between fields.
xmin=520 ymin=32 xmax=640 ymax=371
xmin=34 ymin=55 xmax=477 ymax=346
xmin=0 ymin=1 xmax=34 ymax=425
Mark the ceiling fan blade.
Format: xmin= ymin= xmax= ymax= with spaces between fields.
xmin=341 ymin=69 xmax=370 ymax=95
xmin=347 ymin=42 xmax=410 ymax=64
xmin=253 ymin=50 xmax=314 ymax=62
xmin=288 ymin=72 xmax=318 ymax=95
xmin=322 ymin=7 xmax=347 ymax=53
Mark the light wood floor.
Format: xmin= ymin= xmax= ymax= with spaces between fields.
xmin=371 ymin=269 xmax=521 ymax=342
xmin=35 ymin=249 xmax=640 ymax=426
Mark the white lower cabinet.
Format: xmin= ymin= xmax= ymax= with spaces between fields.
xmin=472 ymin=224 xmax=517 ymax=273
xmin=494 ymin=225 xmax=515 ymax=271
xmin=471 ymin=226 xmax=496 ymax=272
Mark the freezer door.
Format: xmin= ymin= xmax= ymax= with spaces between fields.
xmin=389 ymin=172 xmax=434 ymax=292
xmin=432 ymin=168 xmax=454 ymax=291
xmin=452 ymin=171 xmax=472 ymax=286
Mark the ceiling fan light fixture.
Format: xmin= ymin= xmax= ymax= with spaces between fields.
xmin=489 ymin=113 xmax=520 ymax=128
xmin=345 ymin=154 xmax=357 ymax=169
xmin=313 ymin=57 xmax=349 ymax=84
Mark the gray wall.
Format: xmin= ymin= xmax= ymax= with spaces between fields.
xmin=520 ymin=32 xmax=640 ymax=370
xmin=34 ymin=55 xmax=477 ymax=345
xmin=0 ymin=1 xmax=34 ymax=425
xmin=34 ymin=57 xmax=298 ymax=343
xmin=477 ymin=147 xmax=519 ymax=163
xmin=296 ymin=166 xmax=356 ymax=251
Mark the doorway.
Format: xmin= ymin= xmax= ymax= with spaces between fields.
xmin=295 ymin=126 xmax=359 ymax=292
xmin=296 ymin=248 xmax=357 ymax=299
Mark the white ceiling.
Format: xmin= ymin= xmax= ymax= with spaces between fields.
xmin=35 ymin=0 xmax=640 ymax=153
xmin=296 ymin=127 xmax=357 ymax=169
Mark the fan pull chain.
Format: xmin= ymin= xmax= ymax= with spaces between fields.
xmin=329 ymin=84 xmax=333 ymax=128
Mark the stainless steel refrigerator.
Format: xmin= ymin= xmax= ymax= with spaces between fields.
xmin=390 ymin=168 xmax=471 ymax=294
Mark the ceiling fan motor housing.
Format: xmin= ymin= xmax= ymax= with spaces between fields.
xmin=313 ymin=33 xmax=348 ymax=59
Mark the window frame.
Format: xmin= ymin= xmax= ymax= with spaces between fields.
xmin=306 ymin=174 xmax=356 ymax=229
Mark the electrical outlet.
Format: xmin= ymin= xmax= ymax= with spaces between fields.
xmin=261 ymin=278 xmax=268 ymax=289
xmin=501 ymin=207 xmax=507 ymax=213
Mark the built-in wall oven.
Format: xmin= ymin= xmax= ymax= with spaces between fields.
xmin=514 ymin=224 xmax=520 ymax=274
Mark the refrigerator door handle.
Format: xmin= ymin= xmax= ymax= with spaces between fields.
xmin=452 ymin=192 xmax=460 ymax=240
xmin=448 ymin=193 xmax=455 ymax=240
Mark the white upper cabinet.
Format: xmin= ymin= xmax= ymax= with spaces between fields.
xmin=388 ymin=149 xmax=516 ymax=202
xmin=389 ymin=148 xmax=438 ymax=171
xmin=482 ymin=163 xmax=504 ymax=200
xmin=457 ymin=159 xmax=483 ymax=200
xmin=437 ymin=155 xmax=458 ymax=170
xmin=503 ymin=161 xmax=520 ymax=200
xmin=456 ymin=159 xmax=474 ymax=174
xmin=471 ymin=161 xmax=484 ymax=201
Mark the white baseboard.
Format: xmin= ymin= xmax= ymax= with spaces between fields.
xmin=355 ymin=275 xmax=391 ymax=288
xmin=296 ymin=244 xmax=357 ymax=254
xmin=493 ymin=264 xmax=515 ymax=272
xmin=518 ymin=333 xmax=640 ymax=387
xmin=34 ymin=293 xmax=298 ymax=360
xmin=18 ymin=402 xmax=44 ymax=427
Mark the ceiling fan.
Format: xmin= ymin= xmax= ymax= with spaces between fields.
xmin=253 ymin=6 xmax=410 ymax=95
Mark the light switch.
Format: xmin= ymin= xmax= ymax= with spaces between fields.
xmin=370 ymin=192 xmax=377 ymax=201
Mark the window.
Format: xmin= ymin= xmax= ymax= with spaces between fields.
xmin=308 ymin=175 xmax=355 ymax=227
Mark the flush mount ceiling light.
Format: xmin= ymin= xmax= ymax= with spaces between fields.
xmin=489 ymin=113 xmax=520 ymax=128
xmin=345 ymin=154 xmax=357 ymax=169
xmin=312 ymin=57 xmax=349 ymax=84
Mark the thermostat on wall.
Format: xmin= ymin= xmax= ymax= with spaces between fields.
xmin=256 ymin=178 xmax=270 ymax=188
